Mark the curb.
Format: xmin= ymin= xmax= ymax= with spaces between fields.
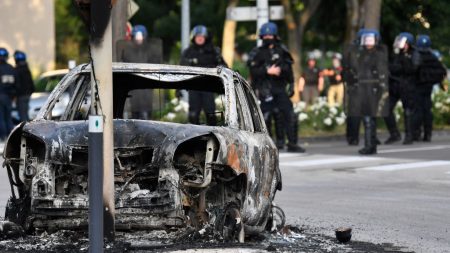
xmin=299 ymin=129 xmax=450 ymax=143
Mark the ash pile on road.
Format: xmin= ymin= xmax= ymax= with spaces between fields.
xmin=0 ymin=224 xmax=412 ymax=252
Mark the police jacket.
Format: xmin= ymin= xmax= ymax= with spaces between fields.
xmin=389 ymin=48 xmax=417 ymax=92
xmin=117 ymin=38 xmax=163 ymax=64
xmin=414 ymin=48 xmax=446 ymax=90
xmin=180 ymin=41 xmax=226 ymax=68
xmin=0 ymin=62 xmax=16 ymax=96
xmin=247 ymin=40 xmax=294 ymax=92
xmin=343 ymin=44 xmax=389 ymax=117
xmin=15 ymin=62 xmax=35 ymax=96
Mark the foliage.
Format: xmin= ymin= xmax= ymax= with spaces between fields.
xmin=131 ymin=0 xmax=227 ymax=62
xmin=431 ymin=89 xmax=450 ymax=126
xmin=55 ymin=0 xmax=89 ymax=68
xmin=381 ymin=0 xmax=450 ymax=66
xmin=294 ymin=97 xmax=346 ymax=132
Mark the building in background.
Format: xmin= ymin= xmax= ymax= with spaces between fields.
xmin=0 ymin=0 xmax=55 ymax=76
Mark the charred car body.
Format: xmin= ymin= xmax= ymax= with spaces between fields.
xmin=3 ymin=63 xmax=284 ymax=240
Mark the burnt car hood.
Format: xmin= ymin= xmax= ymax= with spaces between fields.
xmin=22 ymin=119 xmax=222 ymax=166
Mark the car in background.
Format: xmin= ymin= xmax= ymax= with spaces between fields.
xmin=3 ymin=63 xmax=284 ymax=241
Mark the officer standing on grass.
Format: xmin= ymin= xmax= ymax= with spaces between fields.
xmin=383 ymin=32 xmax=418 ymax=145
xmin=343 ymin=29 xmax=389 ymax=155
xmin=180 ymin=25 xmax=227 ymax=126
xmin=0 ymin=48 xmax=16 ymax=140
xmin=248 ymin=22 xmax=304 ymax=152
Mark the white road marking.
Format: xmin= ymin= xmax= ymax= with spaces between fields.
xmin=360 ymin=160 xmax=450 ymax=172
xmin=279 ymin=153 xmax=308 ymax=158
xmin=378 ymin=145 xmax=450 ymax=154
xmin=280 ymin=156 xmax=381 ymax=167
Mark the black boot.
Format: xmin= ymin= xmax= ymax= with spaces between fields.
xmin=274 ymin=108 xmax=285 ymax=149
xmin=346 ymin=117 xmax=361 ymax=145
xmin=385 ymin=134 xmax=401 ymax=144
xmin=403 ymin=110 xmax=414 ymax=145
xmin=287 ymin=143 xmax=305 ymax=153
xmin=384 ymin=111 xmax=401 ymax=144
xmin=206 ymin=114 xmax=217 ymax=126
xmin=359 ymin=117 xmax=377 ymax=155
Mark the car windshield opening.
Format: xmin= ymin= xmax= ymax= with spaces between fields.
xmin=65 ymin=72 xmax=226 ymax=126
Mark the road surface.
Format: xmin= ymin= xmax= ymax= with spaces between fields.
xmin=277 ymin=132 xmax=450 ymax=253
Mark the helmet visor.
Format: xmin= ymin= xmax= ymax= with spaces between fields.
xmin=393 ymin=36 xmax=407 ymax=50
xmin=361 ymin=34 xmax=376 ymax=46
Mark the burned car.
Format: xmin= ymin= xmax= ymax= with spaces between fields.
xmin=3 ymin=63 xmax=284 ymax=241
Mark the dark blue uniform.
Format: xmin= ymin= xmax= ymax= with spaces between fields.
xmin=180 ymin=38 xmax=226 ymax=126
xmin=413 ymin=48 xmax=447 ymax=141
xmin=0 ymin=62 xmax=16 ymax=139
xmin=384 ymin=47 xmax=418 ymax=144
xmin=248 ymin=40 xmax=302 ymax=151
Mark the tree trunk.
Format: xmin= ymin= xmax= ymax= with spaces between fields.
xmin=281 ymin=0 xmax=302 ymax=102
xmin=362 ymin=0 xmax=382 ymax=30
xmin=221 ymin=0 xmax=239 ymax=68
xmin=344 ymin=0 xmax=360 ymax=44
xmin=112 ymin=0 xmax=128 ymax=61
xmin=296 ymin=0 xmax=322 ymax=72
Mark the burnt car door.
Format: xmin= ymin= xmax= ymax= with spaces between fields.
xmin=233 ymin=76 xmax=281 ymax=232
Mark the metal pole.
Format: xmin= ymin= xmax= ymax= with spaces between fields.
xmin=88 ymin=115 xmax=103 ymax=253
xmin=89 ymin=3 xmax=115 ymax=242
xmin=181 ymin=0 xmax=190 ymax=51
xmin=256 ymin=0 xmax=269 ymax=46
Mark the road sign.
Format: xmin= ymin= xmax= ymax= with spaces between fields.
xmin=226 ymin=5 xmax=284 ymax=21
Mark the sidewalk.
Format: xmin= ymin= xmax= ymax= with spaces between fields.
xmin=300 ymin=129 xmax=450 ymax=143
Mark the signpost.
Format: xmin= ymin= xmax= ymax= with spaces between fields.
xmin=226 ymin=0 xmax=284 ymax=46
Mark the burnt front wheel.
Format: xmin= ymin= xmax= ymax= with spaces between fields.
xmin=265 ymin=204 xmax=286 ymax=232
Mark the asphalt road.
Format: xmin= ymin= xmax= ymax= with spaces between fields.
xmin=1 ymin=133 xmax=449 ymax=252
xmin=277 ymin=132 xmax=450 ymax=253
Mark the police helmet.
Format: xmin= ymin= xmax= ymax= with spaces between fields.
xmin=416 ymin=34 xmax=431 ymax=48
xmin=432 ymin=50 xmax=443 ymax=61
xmin=259 ymin=22 xmax=278 ymax=37
xmin=131 ymin=25 xmax=148 ymax=39
xmin=191 ymin=25 xmax=208 ymax=38
xmin=360 ymin=29 xmax=380 ymax=46
xmin=14 ymin=50 xmax=27 ymax=62
xmin=393 ymin=32 xmax=414 ymax=52
xmin=356 ymin=28 xmax=367 ymax=39
xmin=0 ymin=47 xmax=9 ymax=59
xmin=398 ymin=32 xmax=414 ymax=44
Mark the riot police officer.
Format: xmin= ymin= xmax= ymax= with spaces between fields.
xmin=248 ymin=22 xmax=304 ymax=152
xmin=343 ymin=30 xmax=389 ymax=155
xmin=117 ymin=25 xmax=163 ymax=119
xmin=14 ymin=50 xmax=35 ymax=122
xmin=0 ymin=48 xmax=16 ymax=140
xmin=180 ymin=25 xmax=227 ymax=126
xmin=384 ymin=32 xmax=417 ymax=145
xmin=413 ymin=35 xmax=447 ymax=142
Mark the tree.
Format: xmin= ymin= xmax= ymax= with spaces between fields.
xmin=55 ymin=0 xmax=89 ymax=68
xmin=344 ymin=0 xmax=382 ymax=44
xmin=222 ymin=0 xmax=239 ymax=67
